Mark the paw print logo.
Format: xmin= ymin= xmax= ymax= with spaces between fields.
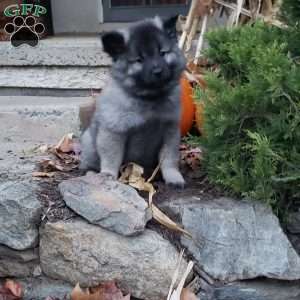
xmin=4 ymin=16 xmax=45 ymax=47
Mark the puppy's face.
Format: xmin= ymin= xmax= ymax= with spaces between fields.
xmin=102 ymin=16 xmax=185 ymax=98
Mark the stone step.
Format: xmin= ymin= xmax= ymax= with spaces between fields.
xmin=0 ymin=36 xmax=110 ymax=67
xmin=0 ymin=66 xmax=109 ymax=90
xmin=0 ymin=36 xmax=111 ymax=92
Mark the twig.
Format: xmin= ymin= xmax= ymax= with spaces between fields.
xmin=41 ymin=207 xmax=51 ymax=221
xmin=167 ymin=250 xmax=185 ymax=300
xmin=193 ymin=265 xmax=215 ymax=285
xmin=194 ymin=14 xmax=209 ymax=65
xmin=147 ymin=158 xmax=162 ymax=183
xmin=185 ymin=17 xmax=201 ymax=52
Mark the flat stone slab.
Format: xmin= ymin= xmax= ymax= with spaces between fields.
xmin=59 ymin=173 xmax=152 ymax=236
xmin=40 ymin=219 xmax=188 ymax=300
xmin=162 ymin=197 xmax=300 ymax=282
xmin=0 ymin=180 xmax=42 ymax=250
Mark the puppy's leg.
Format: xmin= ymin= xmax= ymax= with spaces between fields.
xmin=96 ymin=127 xmax=125 ymax=179
xmin=80 ymin=128 xmax=100 ymax=171
xmin=160 ymin=124 xmax=185 ymax=188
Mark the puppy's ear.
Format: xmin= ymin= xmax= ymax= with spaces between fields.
xmin=101 ymin=31 xmax=126 ymax=59
xmin=163 ymin=15 xmax=178 ymax=39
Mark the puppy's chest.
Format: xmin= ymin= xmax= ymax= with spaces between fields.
xmin=125 ymin=101 xmax=179 ymax=129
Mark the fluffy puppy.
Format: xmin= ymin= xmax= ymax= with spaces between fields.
xmin=80 ymin=16 xmax=186 ymax=187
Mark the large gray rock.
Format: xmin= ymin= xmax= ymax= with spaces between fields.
xmin=0 ymin=245 xmax=39 ymax=277
xmin=59 ymin=173 xmax=152 ymax=236
xmin=200 ymin=279 xmax=300 ymax=300
xmin=162 ymin=197 xmax=300 ymax=282
xmin=40 ymin=219 xmax=187 ymax=300
xmin=19 ymin=277 xmax=73 ymax=300
xmin=0 ymin=181 xmax=42 ymax=250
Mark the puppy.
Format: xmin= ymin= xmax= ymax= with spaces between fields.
xmin=80 ymin=16 xmax=186 ymax=187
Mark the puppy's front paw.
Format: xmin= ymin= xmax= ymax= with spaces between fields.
xmin=162 ymin=168 xmax=185 ymax=189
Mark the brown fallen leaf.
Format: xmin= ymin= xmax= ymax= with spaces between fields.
xmin=119 ymin=163 xmax=156 ymax=205
xmin=71 ymin=282 xmax=130 ymax=300
xmin=168 ymin=258 xmax=195 ymax=300
xmin=3 ymin=280 xmax=22 ymax=299
xmin=32 ymin=171 xmax=55 ymax=178
xmin=151 ymin=205 xmax=192 ymax=238
xmin=119 ymin=163 xmax=192 ymax=238
xmin=0 ymin=280 xmax=23 ymax=300
xmin=37 ymin=144 xmax=50 ymax=154
xmin=90 ymin=281 xmax=130 ymax=300
xmin=55 ymin=133 xmax=76 ymax=153
xmin=39 ymin=159 xmax=66 ymax=172
xmin=180 ymin=288 xmax=198 ymax=300
xmin=180 ymin=145 xmax=203 ymax=170
xmin=36 ymin=133 xmax=80 ymax=175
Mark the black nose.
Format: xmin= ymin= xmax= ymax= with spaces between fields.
xmin=153 ymin=66 xmax=162 ymax=76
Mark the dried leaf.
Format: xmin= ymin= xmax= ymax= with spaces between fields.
xmin=32 ymin=171 xmax=55 ymax=178
xmin=38 ymin=155 xmax=78 ymax=172
xmin=38 ymin=144 xmax=50 ymax=154
xmin=180 ymin=288 xmax=198 ymax=300
xmin=55 ymin=133 xmax=76 ymax=153
xmin=71 ymin=282 xmax=130 ymax=300
xmin=71 ymin=283 xmax=92 ymax=300
xmin=119 ymin=163 xmax=156 ymax=203
xmin=180 ymin=145 xmax=203 ymax=170
xmin=0 ymin=280 xmax=22 ymax=300
xmin=119 ymin=163 xmax=191 ymax=236
xmin=39 ymin=159 xmax=66 ymax=172
xmin=151 ymin=204 xmax=192 ymax=238
xmin=91 ymin=281 xmax=130 ymax=300
xmin=167 ymin=250 xmax=185 ymax=300
xmin=169 ymin=263 xmax=194 ymax=300
xmin=3 ymin=281 xmax=22 ymax=299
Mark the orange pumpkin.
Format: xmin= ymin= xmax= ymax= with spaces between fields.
xmin=180 ymin=76 xmax=196 ymax=136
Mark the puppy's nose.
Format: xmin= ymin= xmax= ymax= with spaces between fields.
xmin=152 ymin=66 xmax=162 ymax=76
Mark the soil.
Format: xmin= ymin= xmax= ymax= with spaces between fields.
xmin=37 ymin=170 xmax=82 ymax=224
xmin=36 ymin=163 xmax=226 ymax=225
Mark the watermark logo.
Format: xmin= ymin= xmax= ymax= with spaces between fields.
xmin=3 ymin=4 xmax=47 ymax=47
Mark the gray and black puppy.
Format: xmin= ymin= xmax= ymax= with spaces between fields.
xmin=80 ymin=16 xmax=186 ymax=187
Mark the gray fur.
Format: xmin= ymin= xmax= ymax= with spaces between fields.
xmin=80 ymin=17 xmax=186 ymax=187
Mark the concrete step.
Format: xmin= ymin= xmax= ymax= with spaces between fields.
xmin=0 ymin=96 xmax=88 ymax=180
xmin=0 ymin=36 xmax=110 ymax=66
xmin=0 ymin=66 xmax=109 ymax=89
xmin=0 ymin=36 xmax=111 ymax=94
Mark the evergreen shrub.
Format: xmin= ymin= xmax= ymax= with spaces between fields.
xmin=197 ymin=21 xmax=300 ymax=211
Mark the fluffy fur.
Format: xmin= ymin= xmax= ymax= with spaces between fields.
xmin=80 ymin=16 xmax=186 ymax=187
